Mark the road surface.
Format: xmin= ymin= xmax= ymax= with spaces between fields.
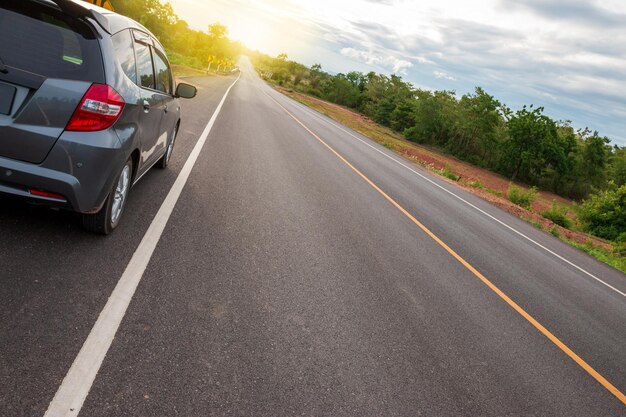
xmin=1 ymin=58 xmax=625 ymax=416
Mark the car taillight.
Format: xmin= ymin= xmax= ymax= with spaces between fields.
xmin=28 ymin=189 xmax=66 ymax=201
xmin=66 ymin=84 xmax=125 ymax=131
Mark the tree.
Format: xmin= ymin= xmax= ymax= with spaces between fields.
xmin=581 ymin=130 xmax=610 ymax=187
xmin=320 ymin=76 xmax=361 ymax=108
xmin=110 ymin=0 xmax=242 ymax=71
xmin=346 ymin=71 xmax=366 ymax=92
xmin=579 ymin=185 xmax=626 ymax=241
xmin=208 ymin=23 xmax=227 ymax=39
xmin=390 ymin=99 xmax=417 ymax=132
xmin=609 ymin=146 xmax=626 ymax=186
xmin=500 ymin=105 xmax=558 ymax=182
xmin=449 ymin=87 xmax=505 ymax=165
xmin=404 ymin=90 xmax=457 ymax=145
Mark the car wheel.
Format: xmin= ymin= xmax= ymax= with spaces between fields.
xmin=82 ymin=158 xmax=133 ymax=235
xmin=157 ymin=124 xmax=178 ymax=169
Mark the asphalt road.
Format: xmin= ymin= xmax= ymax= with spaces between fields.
xmin=1 ymin=58 xmax=625 ymax=416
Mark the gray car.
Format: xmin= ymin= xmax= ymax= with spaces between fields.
xmin=0 ymin=0 xmax=197 ymax=233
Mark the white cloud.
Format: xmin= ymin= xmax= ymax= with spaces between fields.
xmin=340 ymin=47 xmax=382 ymax=65
xmin=392 ymin=59 xmax=413 ymax=74
xmin=340 ymin=47 xmax=414 ymax=74
xmin=434 ymin=71 xmax=456 ymax=81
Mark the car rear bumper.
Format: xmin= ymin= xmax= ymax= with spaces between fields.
xmin=0 ymin=130 xmax=126 ymax=213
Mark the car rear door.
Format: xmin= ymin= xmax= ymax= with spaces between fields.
xmin=0 ymin=1 xmax=105 ymax=164
xmin=132 ymin=31 xmax=166 ymax=173
xmin=151 ymin=44 xmax=177 ymax=148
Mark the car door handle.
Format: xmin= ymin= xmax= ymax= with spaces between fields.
xmin=164 ymin=105 xmax=168 ymax=114
xmin=143 ymin=100 xmax=150 ymax=113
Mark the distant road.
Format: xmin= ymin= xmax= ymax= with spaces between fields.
xmin=1 ymin=57 xmax=624 ymax=416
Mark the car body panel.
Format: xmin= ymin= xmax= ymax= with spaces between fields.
xmin=1 ymin=127 xmax=125 ymax=211
xmin=0 ymin=79 xmax=91 ymax=163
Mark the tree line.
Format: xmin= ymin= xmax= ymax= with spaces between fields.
xmin=252 ymin=53 xmax=625 ymax=200
xmin=252 ymin=53 xmax=626 ymax=247
xmin=109 ymin=0 xmax=242 ymax=70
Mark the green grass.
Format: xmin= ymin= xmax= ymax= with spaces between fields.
xmin=565 ymin=239 xmax=626 ymax=274
xmin=382 ymin=142 xmax=393 ymax=150
xmin=508 ymin=184 xmax=538 ymax=209
xmin=438 ymin=165 xmax=460 ymax=181
xmin=171 ymin=64 xmax=211 ymax=78
xmin=521 ymin=217 xmax=543 ymax=229
xmin=541 ymin=203 xmax=572 ymax=228
xmin=167 ymin=51 xmax=204 ymax=70
xmin=522 ymin=217 xmax=626 ymax=274
xmin=466 ymin=179 xmax=503 ymax=197
xmin=549 ymin=225 xmax=560 ymax=238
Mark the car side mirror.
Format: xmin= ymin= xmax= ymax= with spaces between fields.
xmin=175 ymin=83 xmax=197 ymax=99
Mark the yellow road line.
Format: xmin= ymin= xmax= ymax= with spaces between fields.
xmin=264 ymin=90 xmax=626 ymax=406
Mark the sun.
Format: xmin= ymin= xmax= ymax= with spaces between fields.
xmin=230 ymin=18 xmax=275 ymax=52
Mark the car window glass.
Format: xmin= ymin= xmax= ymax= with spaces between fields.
xmin=0 ymin=1 xmax=104 ymax=82
xmin=112 ymin=30 xmax=136 ymax=83
xmin=153 ymin=49 xmax=172 ymax=95
xmin=134 ymin=41 xmax=154 ymax=89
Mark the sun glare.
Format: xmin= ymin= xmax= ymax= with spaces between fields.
xmin=230 ymin=18 xmax=274 ymax=52
xmin=170 ymin=0 xmax=308 ymax=56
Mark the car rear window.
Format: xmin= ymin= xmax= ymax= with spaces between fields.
xmin=0 ymin=1 xmax=104 ymax=82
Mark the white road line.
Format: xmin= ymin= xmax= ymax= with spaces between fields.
xmin=267 ymin=88 xmax=626 ymax=298
xmin=44 ymin=73 xmax=240 ymax=417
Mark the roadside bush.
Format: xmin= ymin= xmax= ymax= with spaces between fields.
xmin=306 ymin=88 xmax=322 ymax=97
xmin=167 ymin=51 xmax=203 ymax=69
xmin=508 ymin=184 xmax=538 ymax=209
xmin=439 ymin=165 xmax=460 ymax=181
xmin=579 ymin=184 xmax=626 ymax=241
xmin=549 ymin=225 xmax=560 ymax=237
xmin=466 ymin=179 xmax=482 ymax=188
xmin=541 ymin=203 xmax=572 ymax=228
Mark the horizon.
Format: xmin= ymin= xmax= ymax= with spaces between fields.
xmin=170 ymin=0 xmax=626 ymax=146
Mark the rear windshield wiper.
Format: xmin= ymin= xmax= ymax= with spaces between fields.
xmin=0 ymin=55 xmax=8 ymax=74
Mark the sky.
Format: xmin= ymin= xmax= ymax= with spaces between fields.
xmin=170 ymin=0 xmax=626 ymax=146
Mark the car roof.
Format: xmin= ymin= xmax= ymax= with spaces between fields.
xmin=40 ymin=0 xmax=155 ymax=38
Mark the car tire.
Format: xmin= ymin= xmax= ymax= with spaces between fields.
xmin=82 ymin=158 xmax=133 ymax=235
xmin=157 ymin=124 xmax=178 ymax=169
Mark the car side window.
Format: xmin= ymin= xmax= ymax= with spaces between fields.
xmin=152 ymin=49 xmax=172 ymax=95
xmin=111 ymin=30 xmax=136 ymax=83
xmin=134 ymin=41 xmax=154 ymax=90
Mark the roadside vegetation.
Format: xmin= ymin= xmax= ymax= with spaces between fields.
xmin=541 ymin=203 xmax=572 ymax=229
xmin=110 ymin=0 xmax=242 ymax=73
xmin=252 ymin=53 xmax=625 ymax=198
xmin=507 ymin=185 xmax=538 ymax=210
xmin=253 ymin=53 xmax=626 ymax=271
